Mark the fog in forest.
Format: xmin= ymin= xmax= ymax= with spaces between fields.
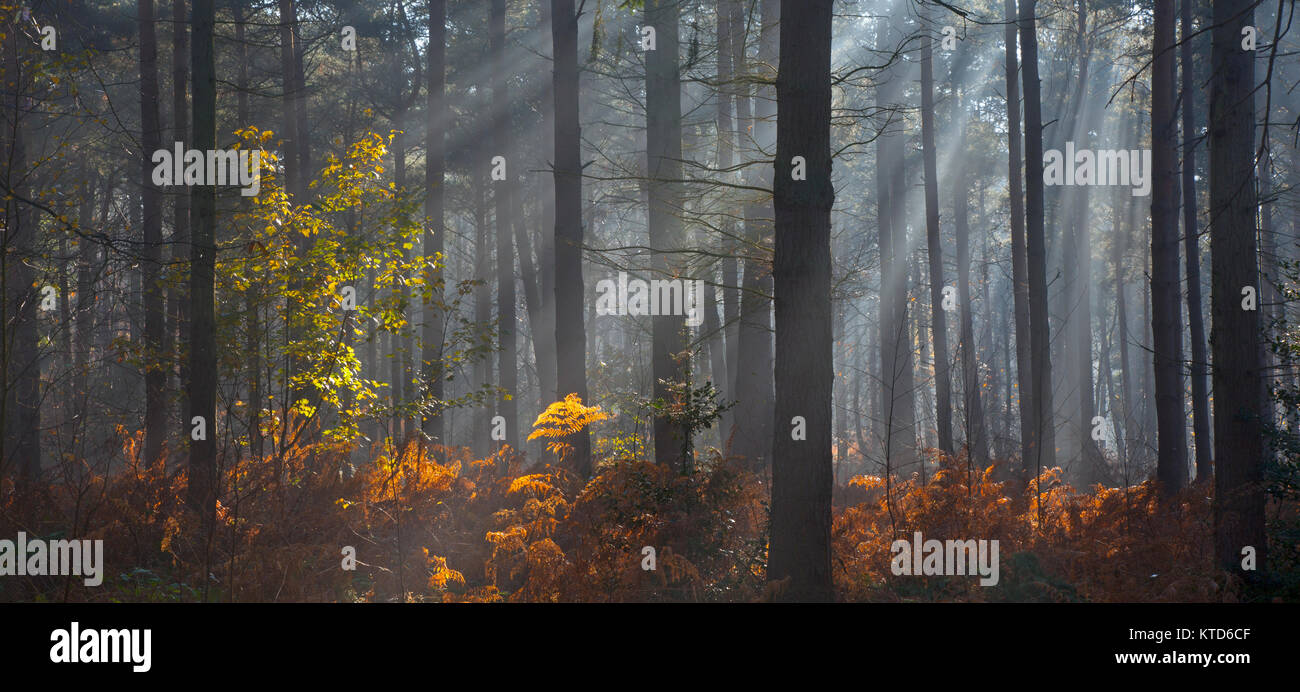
xmin=1 ymin=0 xmax=1296 ymax=603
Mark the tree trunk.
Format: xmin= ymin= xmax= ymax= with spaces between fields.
xmin=1019 ymin=0 xmax=1056 ymax=475
xmin=920 ymin=22 xmax=952 ymax=457
xmin=1209 ymin=0 xmax=1266 ymax=574
xmin=234 ymin=1 xmax=261 ymax=460
xmin=491 ymin=0 xmax=519 ymax=450
xmin=1111 ymin=187 xmax=1132 ymax=473
xmin=1180 ymin=0 xmax=1210 ymax=483
xmin=473 ymin=163 xmax=493 ymax=454
xmin=731 ymin=0 xmax=776 ymax=471
xmin=424 ymin=0 xmax=447 ymax=444
xmin=551 ymin=0 xmax=591 ymax=475
xmin=646 ymin=0 xmax=689 ymax=469
xmin=171 ymin=0 xmax=190 ymax=440
xmin=768 ymin=0 xmax=834 ymax=602
xmin=1201 ymin=0 xmax=1263 ymax=574
xmin=953 ymin=80 xmax=987 ymax=472
xmin=1004 ymin=0 xmax=1034 ymax=477
xmin=534 ymin=0 xmax=558 ymax=409
xmin=278 ymin=0 xmax=309 ymax=407
xmin=186 ymin=0 xmax=217 ymax=525
xmin=139 ymin=0 xmax=167 ymax=469
xmin=712 ymin=0 xmax=735 ymax=444
xmin=1152 ymin=0 xmax=1189 ymax=496
xmin=2 ymin=16 xmax=40 ymax=482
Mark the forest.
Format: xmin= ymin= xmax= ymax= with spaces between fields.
xmin=0 ymin=0 xmax=1297 ymax=604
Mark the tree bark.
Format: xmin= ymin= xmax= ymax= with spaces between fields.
xmin=424 ymin=0 xmax=447 ymax=444
xmin=731 ymin=0 xmax=777 ymax=471
xmin=920 ymin=22 xmax=953 ymax=457
xmin=186 ymin=0 xmax=217 ymax=524
xmin=646 ymin=0 xmax=689 ymax=468
xmin=768 ymin=0 xmax=834 ymax=602
xmin=171 ymin=0 xmax=190 ymax=438
xmin=952 ymin=54 xmax=987 ymax=471
xmin=139 ymin=0 xmax=167 ymax=469
xmin=473 ymin=162 xmax=493 ymax=453
xmin=712 ymin=0 xmax=736 ymax=444
xmin=552 ymin=0 xmax=591 ymax=475
xmin=1019 ymin=0 xmax=1056 ymax=475
xmin=1004 ymin=0 xmax=1034 ymax=477
xmin=1180 ymin=0 xmax=1206 ymax=481
xmin=1209 ymin=0 xmax=1266 ymax=574
xmin=1112 ymin=184 xmax=1133 ymax=475
xmin=1152 ymin=0 xmax=1189 ymax=496
xmin=491 ymin=0 xmax=520 ymax=450
xmin=1 ymin=15 xmax=40 ymax=482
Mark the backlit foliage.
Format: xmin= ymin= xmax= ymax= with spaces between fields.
xmin=833 ymin=453 xmax=1240 ymax=602
xmin=2 ymin=422 xmax=1293 ymax=602
xmin=526 ymin=394 xmax=611 ymax=460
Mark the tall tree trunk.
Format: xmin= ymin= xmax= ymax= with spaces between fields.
xmin=139 ymin=0 xmax=167 ymax=469
xmin=551 ymin=0 xmax=591 ymax=475
xmin=712 ymin=0 xmax=736 ymax=444
xmin=171 ymin=0 xmax=190 ymax=440
xmin=646 ymin=0 xmax=689 ymax=469
xmin=953 ymin=98 xmax=987 ymax=471
xmin=702 ymin=273 xmax=728 ymax=448
xmin=1004 ymin=0 xmax=1034 ymax=477
xmin=732 ymin=0 xmax=777 ymax=471
xmin=491 ymin=0 xmax=519 ymax=450
xmin=534 ymin=0 xmax=558 ymax=409
xmin=835 ymin=306 xmax=848 ymax=483
xmin=1209 ymin=0 xmax=1266 ymax=574
xmin=1059 ymin=1 xmax=1106 ymax=484
xmin=1180 ymin=0 xmax=1211 ymax=483
xmin=524 ymin=214 xmax=556 ymax=407
xmin=510 ymin=33 xmax=549 ymax=454
xmin=187 ymin=0 xmax=217 ymax=526
xmin=278 ymin=0 xmax=309 ymax=407
xmin=1141 ymin=233 xmax=1156 ymax=464
xmin=1152 ymin=0 xmax=1189 ymax=496
xmin=1259 ymin=151 xmax=1281 ymax=437
xmin=1019 ymin=0 xmax=1056 ymax=475
xmin=920 ymin=21 xmax=952 ymax=457
xmin=513 ymin=206 xmax=545 ymax=405
xmin=424 ymin=0 xmax=447 ymax=444
xmin=473 ymin=163 xmax=493 ymax=454
xmin=769 ymin=0 xmax=834 ymax=602
xmin=1 ymin=15 xmax=40 ymax=482
xmin=1112 ymin=186 xmax=1133 ymax=474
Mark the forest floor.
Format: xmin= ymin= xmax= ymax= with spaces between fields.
xmin=2 ymin=429 xmax=1296 ymax=603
